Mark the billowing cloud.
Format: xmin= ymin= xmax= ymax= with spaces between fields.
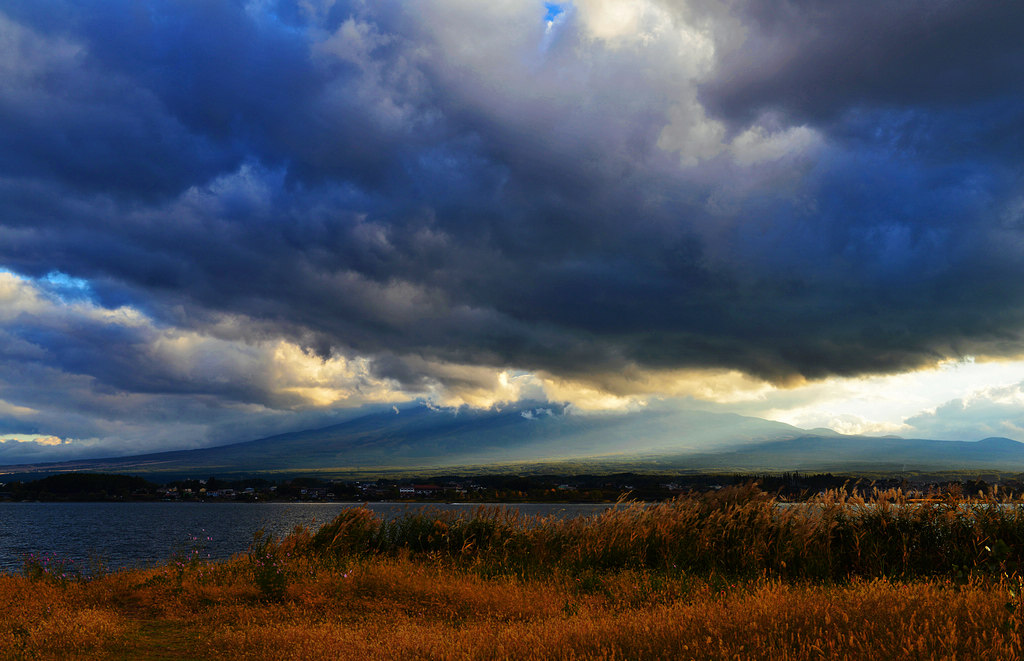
xmin=904 ymin=382 xmax=1024 ymax=442
xmin=700 ymin=1 xmax=1024 ymax=128
xmin=1 ymin=1 xmax=1023 ymax=455
xmin=0 ymin=270 xmax=416 ymax=458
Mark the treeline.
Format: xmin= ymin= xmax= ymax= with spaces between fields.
xmin=0 ymin=473 xmax=158 ymax=501
xmin=0 ymin=474 xmax=349 ymax=502
xmin=3 ymin=470 xmax=1023 ymax=502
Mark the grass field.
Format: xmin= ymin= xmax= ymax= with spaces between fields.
xmin=5 ymin=485 xmax=1024 ymax=659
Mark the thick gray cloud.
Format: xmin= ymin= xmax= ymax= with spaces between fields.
xmin=904 ymin=382 xmax=1024 ymax=442
xmin=701 ymin=1 xmax=1024 ymax=124
xmin=0 ymin=0 xmax=1023 ymax=455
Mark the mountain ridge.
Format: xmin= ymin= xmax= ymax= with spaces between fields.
xmin=1 ymin=402 xmax=1022 ymax=479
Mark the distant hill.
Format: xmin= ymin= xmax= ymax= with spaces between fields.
xmin=661 ymin=435 xmax=1024 ymax=472
xmin=2 ymin=402 xmax=1023 ymax=479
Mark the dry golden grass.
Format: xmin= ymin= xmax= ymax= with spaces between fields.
xmin=302 ymin=485 xmax=1024 ymax=581
xmin=3 ymin=557 xmax=1024 ymax=660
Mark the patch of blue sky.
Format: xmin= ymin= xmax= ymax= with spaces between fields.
xmin=39 ymin=271 xmax=97 ymax=304
xmin=544 ymin=3 xmax=566 ymax=23
xmin=540 ymin=3 xmax=568 ymax=53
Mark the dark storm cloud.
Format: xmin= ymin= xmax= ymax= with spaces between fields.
xmin=700 ymin=1 xmax=1024 ymax=127
xmin=1 ymin=0 xmax=1023 ymax=408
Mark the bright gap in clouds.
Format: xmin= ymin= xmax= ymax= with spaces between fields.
xmin=748 ymin=358 xmax=1024 ymax=440
xmin=0 ymin=434 xmax=64 ymax=446
xmin=39 ymin=271 xmax=95 ymax=304
xmin=544 ymin=3 xmax=566 ymax=23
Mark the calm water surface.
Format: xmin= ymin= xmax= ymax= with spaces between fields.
xmin=0 ymin=501 xmax=611 ymax=573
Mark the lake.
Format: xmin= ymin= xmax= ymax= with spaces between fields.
xmin=0 ymin=501 xmax=612 ymax=573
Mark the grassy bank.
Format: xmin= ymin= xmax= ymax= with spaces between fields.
xmin=302 ymin=483 xmax=1024 ymax=580
xmin=5 ymin=486 xmax=1024 ymax=659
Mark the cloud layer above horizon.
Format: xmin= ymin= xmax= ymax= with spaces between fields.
xmin=2 ymin=0 xmax=1024 ymax=459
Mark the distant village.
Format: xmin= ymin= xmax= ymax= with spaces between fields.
xmin=1 ymin=471 xmax=1022 ymax=503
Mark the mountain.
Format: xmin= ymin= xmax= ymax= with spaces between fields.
xmin=2 ymin=403 xmax=1023 ymax=479
xmin=663 ymin=435 xmax=1024 ymax=472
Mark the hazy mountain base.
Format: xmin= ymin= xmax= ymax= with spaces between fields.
xmin=5 ymin=459 xmax=1024 ymax=486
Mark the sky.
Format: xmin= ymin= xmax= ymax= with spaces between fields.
xmin=2 ymin=0 xmax=1024 ymax=464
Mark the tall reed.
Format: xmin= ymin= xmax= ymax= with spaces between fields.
xmin=296 ymin=484 xmax=1024 ymax=580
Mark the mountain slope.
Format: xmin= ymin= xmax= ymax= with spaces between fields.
xmin=668 ymin=435 xmax=1024 ymax=472
xmin=2 ymin=403 xmax=1023 ymax=478
xmin=0 ymin=403 xmax=807 ymax=477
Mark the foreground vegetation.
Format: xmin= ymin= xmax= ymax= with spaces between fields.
xmin=6 ymin=485 xmax=1024 ymax=659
